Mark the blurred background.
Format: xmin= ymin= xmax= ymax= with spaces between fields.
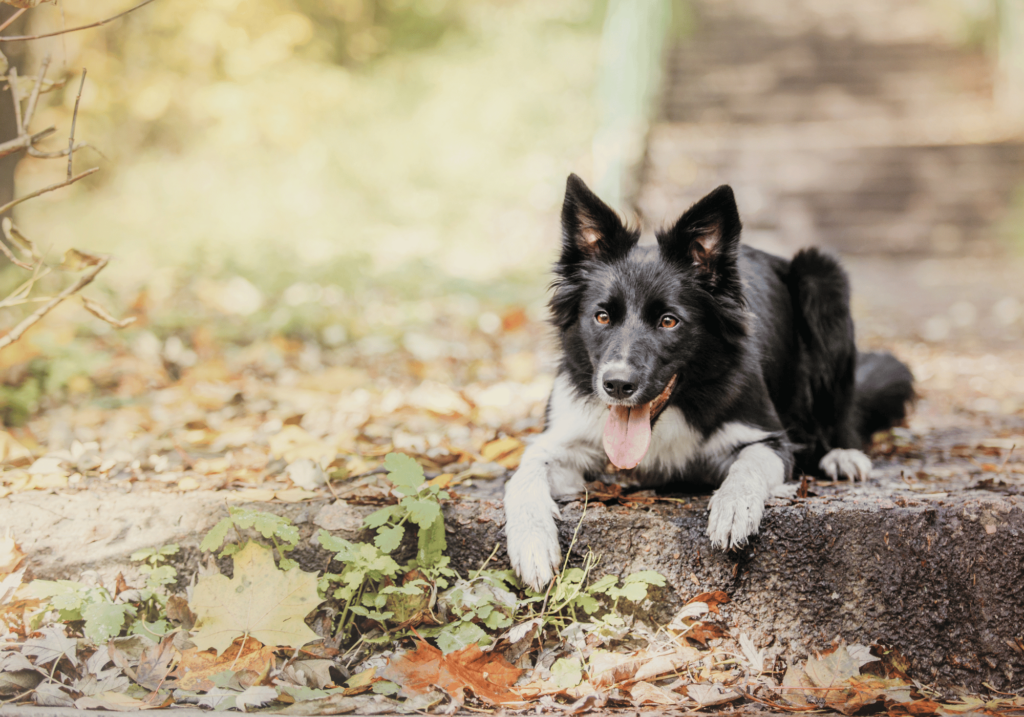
xmin=0 ymin=0 xmax=1023 ymax=434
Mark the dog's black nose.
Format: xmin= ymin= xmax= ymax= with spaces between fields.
xmin=602 ymin=371 xmax=637 ymax=400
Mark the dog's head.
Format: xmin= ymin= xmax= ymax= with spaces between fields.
xmin=550 ymin=174 xmax=749 ymax=469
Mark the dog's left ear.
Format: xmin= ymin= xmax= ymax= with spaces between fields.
xmin=658 ymin=185 xmax=742 ymax=290
xmin=559 ymin=174 xmax=634 ymax=264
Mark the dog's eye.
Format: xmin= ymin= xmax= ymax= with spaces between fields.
xmin=595 ymin=311 xmax=610 ymax=325
xmin=659 ymin=315 xmax=679 ymax=329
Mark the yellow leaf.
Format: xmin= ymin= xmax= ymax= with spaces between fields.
xmin=0 ymin=529 xmax=25 ymax=574
xmin=226 ymin=489 xmax=277 ymax=503
xmin=269 ymin=425 xmax=336 ymax=467
xmin=480 ymin=437 xmax=523 ymax=463
xmin=0 ymin=432 xmax=32 ymax=466
xmin=274 ymin=488 xmax=318 ymax=503
xmin=189 ymin=542 xmax=322 ymax=654
xmin=58 ymin=248 xmax=104 ymax=272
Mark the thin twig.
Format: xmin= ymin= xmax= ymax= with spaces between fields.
xmin=0 ymin=0 xmax=159 ymax=42
xmin=28 ymin=140 xmax=90 ymax=159
xmin=0 ymin=8 xmax=26 ymax=36
xmin=23 ymin=54 xmax=50 ymax=131
xmin=0 ymin=166 xmax=98 ymax=218
xmin=67 ymin=70 xmax=86 ymax=181
xmin=8 ymin=67 xmax=21 ymax=136
xmin=0 ymin=126 xmax=55 ymax=161
xmin=0 ymin=255 xmax=108 ymax=351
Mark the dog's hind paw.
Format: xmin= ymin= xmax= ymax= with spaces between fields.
xmin=819 ymin=448 xmax=872 ymax=482
xmin=706 ymin=484 xmax=765 ymax=551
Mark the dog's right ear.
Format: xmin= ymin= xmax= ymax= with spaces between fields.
xmin=558 ymin=174 xmax=633 ymax=264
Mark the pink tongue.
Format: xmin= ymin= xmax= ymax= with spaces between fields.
xmin=602 ymin=402 xmax=653 ymax=469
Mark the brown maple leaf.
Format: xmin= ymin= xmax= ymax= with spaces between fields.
xmin=687 ymin=590 xmax=730 ymax=614
xmin=685 ymin=621 xmax=726 ymax=646
xmin=381 ymin=641 xmax=521 ymax=706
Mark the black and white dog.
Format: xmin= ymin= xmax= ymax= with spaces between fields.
xmin=503 ymin=175 xmax=914 ymax=590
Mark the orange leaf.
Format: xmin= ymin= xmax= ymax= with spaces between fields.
xmin=381 ymin=641 xmax=521 ymax=706
xmin=687 ymin=590 xmax=729 ymax=614
xmin=173 ymin=638 xmax=276 ymax=691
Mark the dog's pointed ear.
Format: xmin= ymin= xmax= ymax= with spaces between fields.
xmin=559 ymin=174 xmax=632 ymax=263
xmin=658 ymin=185 xmax=742 ymax=290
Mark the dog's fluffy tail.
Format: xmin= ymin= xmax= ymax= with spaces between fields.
xmin=854 ymin=351 xmax=914 ymax=442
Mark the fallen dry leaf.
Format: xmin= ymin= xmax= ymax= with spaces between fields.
xmin=134 ymin=634 xmax=177 ymax=690
xmin=174 ymin=638 xmax=277 ymax=691
xmin=189 ymin=542 xmax=322 ymax=654
xmin=687 ymin=590 xmax=730 ymax=614
xmin=629 ymin=680 xmax=681 ymax=705
xmin=0 ymin=431 xmax=32 ymax=466
xmin=381 ymin=640 xmax=521 ymax=705
xmin=0 ymin=530 xmax=25 ymax=574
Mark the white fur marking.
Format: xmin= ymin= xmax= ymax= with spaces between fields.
xmin=639 ymin=406 xmax=703 ymax=474
xmin=707 ymin=443 xmax=784 ymax=550
xmin=819 ymin=448 xmax=872 ymax=482
xmin=504 ymin=376 xmax=606 ymax=590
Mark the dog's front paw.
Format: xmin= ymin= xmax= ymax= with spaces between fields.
xmin=819 ymin=448 xmax=872 ymax=482
xmin=505 ymin=505 xmax=561 ymax=591
xmin=504 ymin=478 xmax=562 ymax=591
xmin=707 ymin=485 xmax=765 ymax=551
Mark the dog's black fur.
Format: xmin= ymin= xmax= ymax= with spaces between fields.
xmin=552 ymin=174 xmax=911 ymax=481
xmin=502 ymin=175 xmax=914 ymax=589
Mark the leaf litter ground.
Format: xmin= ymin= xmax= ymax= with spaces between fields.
xmin=1 ymin=299 xmax=1023 ymax=714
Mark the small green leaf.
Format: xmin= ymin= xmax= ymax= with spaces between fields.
xmin=401 ymin=497 xmax=440 ymax=528
xmin=587 ymin=575 xmax=618 ymax=594
xmin=416 ymin=514 xmax=446 ymax=569
xmin=159 ymin=544 xmax=180 ymax=556
xmin=82 ymin=602 xmax=133 ymax=643
xmin=484 ymin=610 xmax=512 ymax=630
xmin=364 ymin=505 xmax=399 ymax=529
xmin=573 ymin=594 xmax=600 ymax=615
xmin=201 ymin=518 xmax=233 ymax=553
xmin=551 ymin=658 xmax=583 ymax=689
xmin=372 ymin=681 xmax=401 ymax=696
xmin=130 ymin=548 xmax=157 ymax=562
xmin=279 ymin=558 xmax=299 ymax=571
xmin=146 ymin=565 xmax=177 ymax=588
xmin=436 ymin=621 xmax=488 ymax=654
xmin=612 ymin=582 xmax=650 ymax=602
xmin=622 ymin=570 xmax=666 ymax=587
xmin=384 ymin=453 xmax=424 ymax=495
xmin=374 ymin=525 xmax=405 ymax=553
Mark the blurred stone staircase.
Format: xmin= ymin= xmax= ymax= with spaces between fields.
xmin=637 ymin=0 xmax=1024 ymax=257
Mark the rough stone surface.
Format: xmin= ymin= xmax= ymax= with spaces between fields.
xmin=6 ymin=484 xmax=1022 ymax=691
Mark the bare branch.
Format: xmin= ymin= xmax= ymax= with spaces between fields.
xmin=0 ymin=8 xmax=26 ymax=36
xmin=0 ymin=256 xmax=108 ymax=352
xmin=81 ymin=296 xmax=136 ymax=328
xmin=27 ymin=140 xmax=89 ymax=159
xmin=0 ymin=166 xmax=98 ymax=218
xmin=7 ymin=67 xmax=21 ymax=136
xmin=0 ymin=125 xmax=54 ymax=160
xmin=0 ymin=0 xmax=159 ymax=43
xmin=22 ymin=53 xmax=49 ymax=131
xmin=0 ymin=233 xmax=30 ymax=269
xmin=67 ymin=69 xmax=85 ymax=181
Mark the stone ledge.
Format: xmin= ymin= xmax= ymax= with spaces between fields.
xmin=5 ymin=488 xmax=1021 ymax=690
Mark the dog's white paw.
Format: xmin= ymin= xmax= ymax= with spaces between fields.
xmin=504 ymin=471 xmax=562 ymax=591
xmin=707 ymin=484 xmax=765 ymax=550
xmin=819 ymin=448 xmax=872 ymax=482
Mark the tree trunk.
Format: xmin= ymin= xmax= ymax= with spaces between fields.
xmin=0 ymin=7 xmax=28 ymax=207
